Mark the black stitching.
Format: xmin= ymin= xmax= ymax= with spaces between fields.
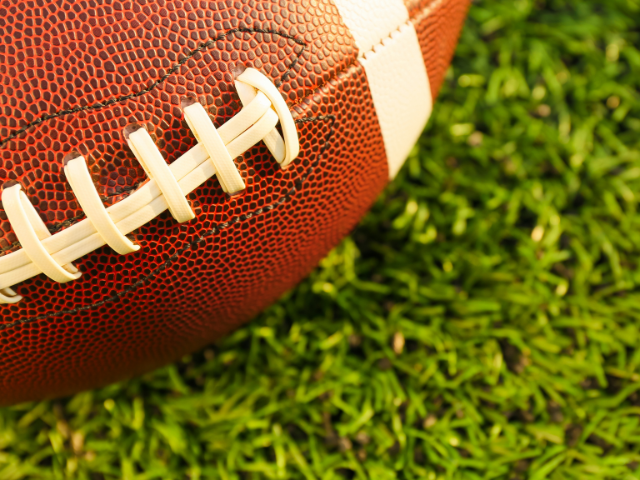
xmin=47 ymin=213 xmax=86 ymax=235
xmin=0 ymin=115 xmax=335 ymax=331
xmin=0 ymin=27 xmax=306 ymax=148
xmin=98 ymin=183 xmax=144 ymax=202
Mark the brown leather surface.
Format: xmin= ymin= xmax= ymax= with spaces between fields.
xmin=406 ymin=0 xmax=471 ymax=99
xmin=0 ymin=0 xmax=468 ymax=405
xmin=0 ymin=0 xmax=389 ymax=405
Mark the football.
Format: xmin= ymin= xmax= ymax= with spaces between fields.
xmin=0 ymin=0 xmax=469 ymax=405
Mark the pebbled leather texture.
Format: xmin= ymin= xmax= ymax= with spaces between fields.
xmin=0 ymin=0 xmax=469 ymax=404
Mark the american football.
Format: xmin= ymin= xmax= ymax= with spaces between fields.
xmin=0 ymin=0 xmax=469 ymax=404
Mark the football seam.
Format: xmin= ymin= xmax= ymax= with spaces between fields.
xmin=0 ymin=114 xmax=336 ymax=330
xmin=0 ymin=27 xmax=307 ymax=149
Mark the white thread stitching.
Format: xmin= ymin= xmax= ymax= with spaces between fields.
xmin=0 ymin=69 xmax=300 ymax=304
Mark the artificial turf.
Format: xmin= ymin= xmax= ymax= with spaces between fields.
xmin=2 ymin=0 xmax=640 ymax=478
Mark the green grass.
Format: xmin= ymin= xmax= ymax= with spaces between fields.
xmin=3 ymin=0 xmax=640 ymax=478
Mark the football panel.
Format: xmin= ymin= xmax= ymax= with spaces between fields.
xmin=0 ymin=0 xmax=390 ymax=405
xmin=0 ymin=62 xmax=389 ymax=406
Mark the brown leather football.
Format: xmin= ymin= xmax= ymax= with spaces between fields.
xmin=0 ymin=0 xmax=469 ymax=405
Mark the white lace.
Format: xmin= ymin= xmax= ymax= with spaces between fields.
xmin=0 ymin=68 xmax=299 ymax=304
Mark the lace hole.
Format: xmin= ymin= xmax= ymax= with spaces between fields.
xmin=122 ymin=123 xmax=147 ymax=140
xmin=180 ymin=93 xmax=199 ymax=112
xmin=1 ymin=180 xmax=20 ymax=191
xmin=62 ymin=150 xmax=83 ymax=166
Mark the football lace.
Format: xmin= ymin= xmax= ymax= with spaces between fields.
xmin=0 ymin=68 xmax=300 ymax=305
